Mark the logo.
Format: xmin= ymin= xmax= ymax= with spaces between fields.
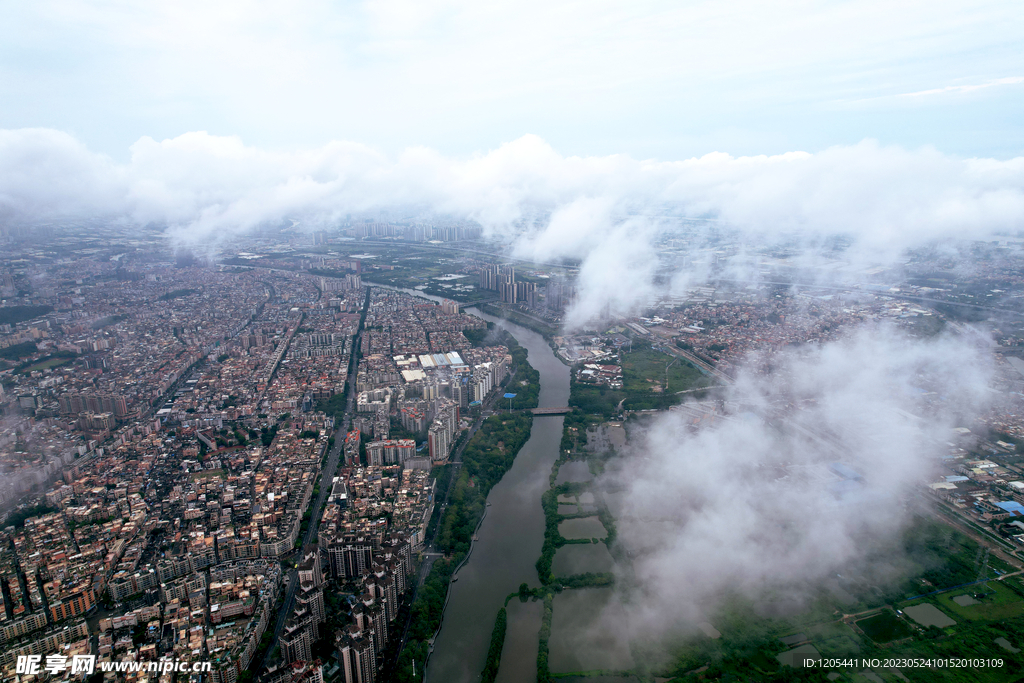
xmin=16 ymin=654 xmax=96 ymax=675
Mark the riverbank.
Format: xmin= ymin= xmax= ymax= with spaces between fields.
xmin=424 ymin=306 xmax=571 ymax=683
xmin=478 ymin=304 xmax=559 ymax=342
xmin=368 ymin=286 xmax=570 ymax=683
xmin=394 ymin=412 xmax=533 ymax=682
xmin=363 ymin=286 xmax=545 ymax=683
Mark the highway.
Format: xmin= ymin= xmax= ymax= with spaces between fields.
xmin=259 ymin=418 xmax=351 ymax=669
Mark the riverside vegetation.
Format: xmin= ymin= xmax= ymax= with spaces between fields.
xmin=464 ymin=324 xmax=540 ymax=410
xmin=465 ymin=319 xmax=1024 ymax=683
xmin=480 ymin=607 xmax=508 ymax=683
xmin=393 ymin=412 xmax=534 ymax=681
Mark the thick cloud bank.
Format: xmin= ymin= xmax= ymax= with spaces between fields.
xmin=3 ymin=128 xmax=1024 ymax=323
xmin=605 ymin=326 xmax=994 ymax=634
xmin=3 ymin=129 xmax=1022 ymax=244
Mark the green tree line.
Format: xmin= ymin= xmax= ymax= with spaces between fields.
xmin=480 ymin=607 xmax=507 ymax=683
xmin=436 ymin=413 xmax=533 ymax=555
xmin=392 ymin=413 xmax=534 ymax=682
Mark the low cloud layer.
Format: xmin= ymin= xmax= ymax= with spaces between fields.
xmin=3 ymin=128 xmax=1024 ymax=323
xmin=604 ymin=326 xmax=995 ymax=636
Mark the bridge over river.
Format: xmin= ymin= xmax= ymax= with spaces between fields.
xmin=530 ymin=406 xmax=571 ymax=415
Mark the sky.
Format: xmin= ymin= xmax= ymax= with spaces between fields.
xmin=1 ymin=0 xmax=1023 ymax=160
xmin=2 ymin=0 xmax=1024 ymax=325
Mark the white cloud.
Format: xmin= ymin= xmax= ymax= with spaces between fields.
xmin=2 ymin=129 xmax=1024 ymax=325
xmin=898 ymin=76 xmax=1024 ymax=98
xmin=605 ymin=326 xmax=995 ymax=633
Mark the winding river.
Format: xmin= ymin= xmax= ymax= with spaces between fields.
xmin=379 ymin=288 xmax=569 ymax=683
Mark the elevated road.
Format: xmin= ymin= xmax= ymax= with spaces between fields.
xmin=653 ymin=343 xmax=734 ymax=385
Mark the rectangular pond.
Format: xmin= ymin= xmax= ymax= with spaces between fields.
xmin=552 ymin=542 xmax=615 ymax=576
xmin=776 ymin=644 xmax=821 ymax=668
xmin=495 ymin=598 xmax=543 ymax=683
xmin=555 ymin=461 xmax=594 ymax=484
xmin=549 ymin=588 xmax=635 ymax=673
xmin=904 ymin=603 xmax=956 ymax=628
xmin=559 ymin=516 xmax=607 ymax=540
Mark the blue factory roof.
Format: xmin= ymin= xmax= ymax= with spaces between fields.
xmin=995 ymin=501 xmax=1024 ymax=516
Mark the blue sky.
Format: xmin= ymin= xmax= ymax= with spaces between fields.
xmin=2 ymin=0 xmax=1022 ymax=160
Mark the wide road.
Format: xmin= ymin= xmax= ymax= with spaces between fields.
xmin=260 ymin=420 xmax=350 ymax=669
xmin=257 ymin=290 xmax=368 ymax=671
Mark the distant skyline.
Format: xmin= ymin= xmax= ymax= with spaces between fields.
xmin=1 ymin=0 xmax=1023 ymax=160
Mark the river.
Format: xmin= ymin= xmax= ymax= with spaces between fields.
xmin=377 ymin=287 xmax=569 ymax=683
xmin=427 ymin=305 xmax=568 ymax=683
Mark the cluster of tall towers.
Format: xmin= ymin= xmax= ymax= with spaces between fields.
xmin=478 ymin=264 xmax=536 ymax=306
